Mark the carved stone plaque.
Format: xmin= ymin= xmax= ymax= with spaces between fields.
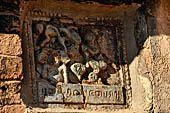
xmin=38 ymin=80 xmax=84 ymax=103
xmin=83 ymin=85 xmax=124 ymax=104
xmin=23 ymin=8 xmax=131 ymax=109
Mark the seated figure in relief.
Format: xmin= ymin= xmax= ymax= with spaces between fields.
xmin=38 ymin=48 xmax=70 ymax=84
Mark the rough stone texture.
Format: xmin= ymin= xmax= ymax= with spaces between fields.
xmin=0 ymin=55 xmax=23 ymax=80
xmin=123 ymin=3 xmax=154 ymax=112
xmin=0 ymin=81 xmax=22 ymax=106
xmin=150 ymin=0 xmax=170 ymax=112
xmin=137 ymin=38 xmax=153 ymax=111
xmin=151 ymin=35 xmax=170 ymax=113
xmin=0 ymin=34 xmax=22 ymax=56
xmin=126 ymin=5 xmax=154 ymax=112
xmin=1 ymin=105 xmax=26 ymax=113
xmin=0 ymin=34 xmax=24 ymax=112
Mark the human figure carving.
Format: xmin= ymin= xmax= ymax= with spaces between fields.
xmin=81 ymin=30 xmax=99 ymax=61
xmin=59 ymin=27 xmax=81 ymax=59
xmin=34 ymin=22 xmax=122 ymax=86
xmin=56 ymin=51 xmax=70 ymax=84
xmin=41 ymin=25 xmax=67 ymax=53
xmin=33 ymin=23 xmax=44 ymax=50
xmin=39 ymin=49 xmax=70 ymax=84
xmin=59 ymin=27 xmax=81 ymax=43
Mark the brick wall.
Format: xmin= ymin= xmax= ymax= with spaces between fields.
xmin=0 ymin=34 xmax=25 ymax=113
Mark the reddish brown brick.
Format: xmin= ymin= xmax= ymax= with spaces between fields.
xmin=0 ymin=55 xmax=23 ymax=80
xmin=0 ymin=81 xmax=22 ymax=106
xmin=1 ymin=105 xmax=25 ymax=113
xmin=0 ymin=34 xmax=22 ymax=56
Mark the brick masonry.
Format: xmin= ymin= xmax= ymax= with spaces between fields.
xmin=0 ymin=34 xmax=25 ymax=113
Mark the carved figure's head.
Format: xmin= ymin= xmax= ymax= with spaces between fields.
xmin=84 ymin=30 xmax=96 ymax=43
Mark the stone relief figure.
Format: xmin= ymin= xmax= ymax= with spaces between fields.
xmin=59 ymin=27 xmax=82 ymax=60
xmin=81 ymin=29 xmax=99 ymax=61
xmin=38 ymin=48 xmax=70 ymax=84
xmin=33 ymin=22 xmax=121 ymax=86
xmin=54 ymin=51 xmax=70 ymax=84
xmin=32 ymin=23 xmax=44 ymax=51
xmin=43 ymin=25 xmax=67 ymax=52
xmin=81 ymin=60 xmax=107 ymax=84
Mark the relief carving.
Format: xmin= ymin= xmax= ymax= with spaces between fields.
xmin=33 ymin=20 xmax=121 ymax=86
xmin=24 ymin=12 xmax=131 ymax=106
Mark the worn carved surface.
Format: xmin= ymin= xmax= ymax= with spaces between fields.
xmin=22 ymin=10 xmax=131 ymax=110
xmin=1 ymin=0 xmax=170 ymax=113
xmin=33 ymin=19 xmax=122 ymax=86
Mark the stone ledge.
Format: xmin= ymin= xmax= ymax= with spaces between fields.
xmin=0 ymin=105 xmax=26 ymax=113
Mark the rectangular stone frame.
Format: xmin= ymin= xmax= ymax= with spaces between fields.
xmin=22 ymin=10 xmax=132 ymax=110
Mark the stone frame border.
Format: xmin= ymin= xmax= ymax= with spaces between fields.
xmin=22 ymin=10 xmax=132 ymax=111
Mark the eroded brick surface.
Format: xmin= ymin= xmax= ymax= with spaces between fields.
xmin=0 ymin=33 xmax=23 ymax=113
xmin=151 ymin=35 xmax=170 ymax=113
xmin=0 ymin=34 xmax=22 ymax=56
xmin=0 ymin=55 xmax=23 ymax=80
xmin=1 ymin=105 xmax=25 ymax=113
xmin=0 ymin=81 xmax=22 ymax=106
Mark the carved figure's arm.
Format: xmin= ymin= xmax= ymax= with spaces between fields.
xmin=58 ymin=64 xmax=68 ymax=84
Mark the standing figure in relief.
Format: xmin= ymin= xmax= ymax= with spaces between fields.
xmin=55 ymin=50 xmax=70 ymax=84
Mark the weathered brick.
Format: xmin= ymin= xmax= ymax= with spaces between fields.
xmin=0 ymin=55 xmax=23 ymax=80
xmin=1 ymin=105 xmax=25 ymax=113
xmin=0 ymin=81 xmax=22 ymax=106
xmin=0 ymin=34 xmax=22 ymax=56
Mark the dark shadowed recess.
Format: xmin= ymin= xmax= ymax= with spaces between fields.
xmin=0 ymin=0 xmax=20 ymax=34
